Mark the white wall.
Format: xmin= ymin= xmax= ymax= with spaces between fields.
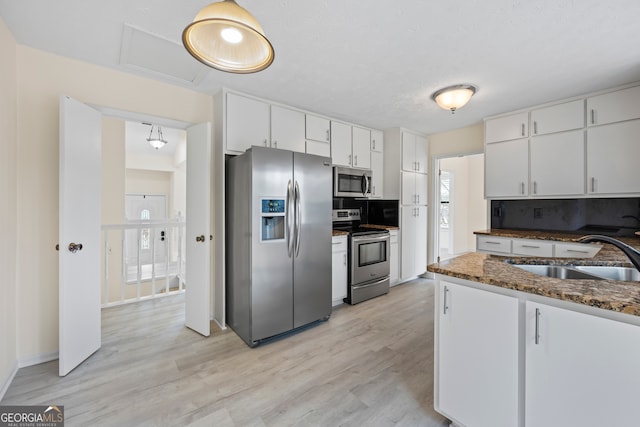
xmin=0 ymin=16 xmax=18 ymax=399
xmin=14 ymin=44 xmax=213 ymax=364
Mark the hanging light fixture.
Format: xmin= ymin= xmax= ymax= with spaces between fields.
xmin=182 ymin=0 xmax=275 ymax=74
xmin=431 ymin=84 xmax=477 ymax=113
xmin=147 ymin=125 xmax=167 ymax=150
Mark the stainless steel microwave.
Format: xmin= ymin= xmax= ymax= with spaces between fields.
xmin=333 ymin=167 xmax=372 ymax=198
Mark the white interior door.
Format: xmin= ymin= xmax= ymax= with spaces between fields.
xmin=185 ymin=122 xmax=211 ymax=336
xmin=59 ymin=96 xmax=102 ymax=376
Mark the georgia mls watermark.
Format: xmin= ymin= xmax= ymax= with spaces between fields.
xmin=0 ymin=406 xmax=64 ymax=427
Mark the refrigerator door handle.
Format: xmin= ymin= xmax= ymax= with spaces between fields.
xmin=294 ymin=180 xmax=301 ymax=257
xmin=286 ymin=179 xmax=294 ymax=257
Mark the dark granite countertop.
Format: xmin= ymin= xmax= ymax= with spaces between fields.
xmin=332 ymin=230 xmax=349 ymax=237
xmin=361 ymin=224 xmax=400 ymax=231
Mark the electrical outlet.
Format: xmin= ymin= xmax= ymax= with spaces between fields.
xmin=534 ymin=208 xmax=543 ymax=219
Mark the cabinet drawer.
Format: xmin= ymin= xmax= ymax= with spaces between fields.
xmin=512 ymin=240 xmax=554 ymax=257
xmin=477 ymin=236 xmax=512 ymax=254
xmin=554 ymin=242 xmax=602 ymax=258
xmin=332 ymin=236 xmax=348 ymax=253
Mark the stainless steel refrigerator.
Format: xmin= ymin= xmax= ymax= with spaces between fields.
xmin=226 ymin=146 xmax=332 ymax=347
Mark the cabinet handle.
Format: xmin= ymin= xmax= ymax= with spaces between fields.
xmin=417 ymin=161 xmax=421 ymax=171
xmin=591 ymin=177 xmax=596 ymax=193
xmin=372 ymin=140 xmax=376 ymax=150
xmin=348 ymin=154 xmax=352 ymax=165
xmin=263 ymin=139 xmax=268 ymax=147
xmin=566 ymin=249 xmax=589 ymax=254
xmin=417 ymin=194 xmax=420 ymax=204
xmin=413 ymin=161 xmax=417 ymax=171
xmin=372 ymin=185 xmax=376 ymax=195
xmin=521 ymin=123 xmax=525 ymax=136
xmin=443 ymin=285 xmax=450 ymax=314
xmin=534 ymin=308 xmax=541 ymax=345
xmin=354 ymin=155 xmax=358 ymax=165
xmin=520 ymin=182 xmax=525 ymax=195
xmin=533 ymin=181 xmax=537 ymax=194
xmin=273 ymin=140 xmax=278 ymax=148
xmin=533 ymin=121 xmax=537 ymax=135
xmin=485 ymin=241 xmax=502 ymax=245
xmin=416 ymin=208 xmax=420 ymax=217
xmin=326 ymin=129 xmax=330 ymax=142
xmin=521 ymin=244 xmax=540 ymax=249
xmin=590 ymin=109 xmax=595 ymax=125
xmin=343 ymin=253 xmax=347 ymax=265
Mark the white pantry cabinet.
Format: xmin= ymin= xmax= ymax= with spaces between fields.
xmin=371 ymin=129 xmax=384 ymax=152
xmin=401 ymin=132 xmax=428 ymax=173
xmin=270 ymin=105 xmax=306 ymax=153
xmin=401 ymin=172 xmax=427 ymax=205
xmin=484 ymin=138 xmax=529 ymax=198
xmin=401 ymin=205 xmax=427 ymax=279
xmin=587 ymin=85 xmax=640 ymax=126
xmin=226 ymin=92 xmax=270 ymax=153
xmin=587 ymin=120 xmax=640 ymax=195
xmin=525 ymin=301 xmax=640 ymax=427
xmin=485 ymin=111 xmax=528 ymax=143
xmin=370 ymin=151 xmax=383 ymax=198
xmin=331 ymin=235 xmax=348 ymax=306
xmin=436 ymin=281 xmax=519 ymax=427
xmin=530 ymin=130 xmax=585 ymax=197
xmin=331 ymin=121 xmax=353 ymax=167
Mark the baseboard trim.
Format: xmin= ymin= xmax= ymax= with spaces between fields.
xmin=212 ymin=317 xmax=227 ymax=331
xmin=0 ymin=361 xmax=18 ymax=402
xmin=18 ymin=351 xmax=59 ymax=369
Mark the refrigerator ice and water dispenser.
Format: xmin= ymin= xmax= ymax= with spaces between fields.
xmin=261 ymin=198 xmax=286 ymax=241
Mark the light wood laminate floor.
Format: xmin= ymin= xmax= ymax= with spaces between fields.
xmin=3 ymin=279 xmax=448 ymax=427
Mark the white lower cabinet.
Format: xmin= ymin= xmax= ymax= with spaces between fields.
xmin=390 ymin=230 xmax=399 ymax=285
xmin=331 ymin=236 xmax=348 ymax=306
xmin=436 ymin=281 xmax=520 ymax=427
xmin=401 ymin=206 xmax=427 ymax=280
xmin=525 ymin=301 xmax=640 ymax=427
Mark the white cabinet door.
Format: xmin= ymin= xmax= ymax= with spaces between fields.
xmin=485 ymin=112 xmax=529 ymax=143
xmin=437 ymin=281 xmax=519 ymax=427
xmin=352 ymin=126 xmax=371 ymax=169
xmin=525 ymin=301 xmax=640 ymax=427
xmin=370 ymin=151 xmax=383 ymax=198
xmin=306 ymin=140 xmax=331 ymax=157
xmin=401 ymin=131 xmax=416 ymax=171
xmin=270 ymin=105 xmax=305 ymax=153
xmin=371 ymin=129 xmax=384 ymax=152
xmin=414 ymin=134 xmax=428 ymax=173
xmin=226 ymin=92 xmax=270 ymax=153
xmin=401 ymin=207 xmax=416 ymax=279
xmin=587 ymin=120 xmax=640 ymax=194
xmin=587 ymin=85 xmax=640 ymax=126
xmin=530 ymin=130 xmax=585 ymax=196
xmin=485 ymin=138 xmax=529 ymax=198
xmin=306 ymin=114 xmax=331 ymax=142
xmin=331 ymin=236 xmax=348 ymax=305
xmin=415 ymin=172 xmax=427 ymax=206
xmin=530 ymin=100 xmax=585 ymax=136
xmin=401 ymin=172 xmax=415 ymax=205
xmin=390 ymin=231 xmax=399 ymax=284
xmin=331 ymin=121 xmax=352 ymax=167
xmin=414 ymin=206 xmax=427 ymax=275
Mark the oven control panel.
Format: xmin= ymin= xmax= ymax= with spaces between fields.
xmin=332 ymin=209 xmax=361 ymax=221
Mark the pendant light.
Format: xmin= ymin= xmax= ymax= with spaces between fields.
xmin=147 ymin=125 xmax=167 ymax=150
xmin=431 ymin=84 xmax=477 ymax=113
xmin=182 ymin=0 xmax=275 ymax=74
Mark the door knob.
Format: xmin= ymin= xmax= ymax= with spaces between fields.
xmin=68 ymin=242 xmax=83 ymax=253
xmin=196 ymin=235 xmax=205 ymax=242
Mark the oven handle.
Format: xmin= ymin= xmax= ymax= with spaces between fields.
xmin=351 ymin=233 xmax=390 ymax=244
xmin=351 ymin=276 xmax=389 ymax=290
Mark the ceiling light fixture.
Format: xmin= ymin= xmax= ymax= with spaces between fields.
xmin=147 ymin=125 xmax=167 ymax=150
xmin=182 ymin=0 xmax=275 ymax=74
xmin=431 ymin=84 xmax=477 ymax=113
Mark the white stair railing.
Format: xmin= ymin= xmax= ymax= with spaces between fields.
xmin=101 ymin=220 xmax=186 ymax=307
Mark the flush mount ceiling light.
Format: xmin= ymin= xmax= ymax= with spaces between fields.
xmin=182 ymin=0 xmax=275 ymax=74
xmin=431 ymin=84 xmax=477 ymax=113
xmin=147 ymin=125 xmax=167 ymax=150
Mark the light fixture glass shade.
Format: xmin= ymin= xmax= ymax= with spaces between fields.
xmin=182 ymin=0 xmax=275 ymax=73
xmin=147 ymin=125 xmax=167 ymax=150
xmin=431 ymin=85 xmax=477 ymax=113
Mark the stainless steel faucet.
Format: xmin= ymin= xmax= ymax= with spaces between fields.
xmin=577 ymin=235 xmax=640 ymax=272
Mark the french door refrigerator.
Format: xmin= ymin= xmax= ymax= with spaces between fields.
xmin=226 ymin=146 xmax=332 ymax=346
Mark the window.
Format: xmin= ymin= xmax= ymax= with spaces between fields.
xmin=141 ymin=209 xmax=151 ymax=249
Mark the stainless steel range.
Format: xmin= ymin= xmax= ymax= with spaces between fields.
xmin=333 ymin=209 xmax=390 ymax=304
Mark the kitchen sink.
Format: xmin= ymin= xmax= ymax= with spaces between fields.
xmin=573 ymin=266 xmax=640 ymax=281
xmin=513 ymin=264 xmax=603 ymax=280
xmin=512 ymin=264 xmax=640 ymax=281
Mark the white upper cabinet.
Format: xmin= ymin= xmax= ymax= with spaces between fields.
xmin=530 ymin=130 xmax=585 ymax=197
xmin=402 ymin=132 xmax=428 ymax=173
xmin=306 ymin=114 xmax=331 ymax=143
xmin=370 ymin=151 xmax=383 ymax=198
xmin=331 ymin=121 xmax=353 ymax=167
xmin=226 ymin=92 xmax=270 ymax=153
xmin=587 ymin=120 xmax=640 ymax=195
xmin=485 ymin=112 xmax=529 ymax=143
xmin=587 ymin=85 xmax=640 ymax=126
xmin=530 ymin=100 xmax=585 ymax=136
xmin=270 ymin=105 xmax=306 ymax=153
xmin=352 ymin=126 xmax=371 ymax=169
xmin=371 ymin=129 xmax=384 ymax=152
xmin=485 ymin=138 xmax=529 ymax=198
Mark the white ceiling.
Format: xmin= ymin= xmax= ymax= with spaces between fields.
xmin=2 ymin=0 xmax=640 ymax=135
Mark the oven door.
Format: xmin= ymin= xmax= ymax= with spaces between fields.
xmin=334 ymin=167 xmax=371 ymax=198
xmin=350 ymin=233 xmax=390 ymax=285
